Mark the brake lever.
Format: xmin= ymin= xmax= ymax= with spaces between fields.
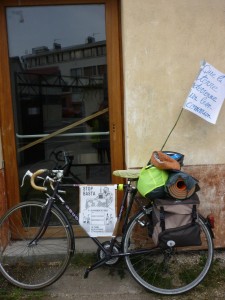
xmin=21 ymin=170 xmax=45 ymax=188
xmin=21 ymin=170 xmax=33 ymax=187
xmin=43 ymin=175 xmax=54 ymax=187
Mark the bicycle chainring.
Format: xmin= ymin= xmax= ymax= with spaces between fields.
xmin=97 ymin=241 xmax=121 ymax=265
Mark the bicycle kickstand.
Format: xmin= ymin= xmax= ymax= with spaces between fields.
xmin=84 ymin=258 xmax=109 ymax=279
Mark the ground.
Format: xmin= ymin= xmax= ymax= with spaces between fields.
xmin=1 ymin=251 xmax=225 ymax=300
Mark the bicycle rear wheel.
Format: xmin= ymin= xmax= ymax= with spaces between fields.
xmin=0 ymin=200 xmax=73 ymax=290
xmin=123 ymin=209 xmax=213 ymax=295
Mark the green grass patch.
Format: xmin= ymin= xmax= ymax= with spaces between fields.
xmin=69 ymin=252 xmax=97 ymax=267
xmin=195 ymin=257 xmax=225 ymax=289
xmin=0 ymin=275 xmax=47 ymax=300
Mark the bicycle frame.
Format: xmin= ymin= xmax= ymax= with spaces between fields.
xmin=31 ymin=177 xmax=154 ymax=277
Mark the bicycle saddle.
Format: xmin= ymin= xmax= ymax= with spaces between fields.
xmin=113 ymin=169 xmax=141 ymax=179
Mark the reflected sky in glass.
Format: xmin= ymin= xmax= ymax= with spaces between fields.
xmin=6 ymin=5 xmax=105 ymax=57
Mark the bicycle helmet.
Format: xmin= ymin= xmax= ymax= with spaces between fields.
xmin=162 ymin=151 xmax=184 ymax=166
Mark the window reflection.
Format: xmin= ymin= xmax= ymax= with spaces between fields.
xmin=7 ymin=5 xmax=111 ymax=194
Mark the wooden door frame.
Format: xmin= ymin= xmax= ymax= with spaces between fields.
xmin=0 ymin=0 xmax=124 ymax=210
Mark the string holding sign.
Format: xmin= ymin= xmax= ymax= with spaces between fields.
xmin=183 ymin=61 xmax=225 ymax=124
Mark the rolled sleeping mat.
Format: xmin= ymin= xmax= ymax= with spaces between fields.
xmin=167 ymin=177 xmax=196 ymax=199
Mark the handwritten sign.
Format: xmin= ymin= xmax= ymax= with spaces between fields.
xmin=79 ymin=185 xmax=117 ymax=237
xmin=183 ymin=62 xmax=225 ymax=124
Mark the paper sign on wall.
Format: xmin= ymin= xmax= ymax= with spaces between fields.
xmin=79 ymin=185 xmax=117 ymax=237
xmin=183 ymin=62 xmax=225 ymax=124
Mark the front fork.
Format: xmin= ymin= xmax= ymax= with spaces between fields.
xmin=28 ymin=197 xmax=55 ymax=246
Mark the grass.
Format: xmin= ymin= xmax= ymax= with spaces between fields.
xmin=0 ymin=276 xmax=47 ymax=300
xmin=194 ymin=256 xmax=225 ymax=289
xmin=70 ymin=252 xmax=97 ymax=267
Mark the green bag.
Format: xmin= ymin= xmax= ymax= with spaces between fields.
xmin=137 ymin=166 xmax=169 ymax=199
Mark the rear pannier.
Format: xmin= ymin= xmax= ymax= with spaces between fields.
xmin=151 ymin=194 xmax=202 ymax=248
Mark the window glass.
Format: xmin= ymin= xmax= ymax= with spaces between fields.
xmin=6 ymin=5 xmax=110 ymax=214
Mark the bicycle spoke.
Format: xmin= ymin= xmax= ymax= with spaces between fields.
xmin=0 ymin=201 xmax=72 ymax=290
xmin=123 ymin=210 xmax=213 ymax=295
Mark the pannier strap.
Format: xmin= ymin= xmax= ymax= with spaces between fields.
xmin=192 ymin=205 xmax=197 ymax=222
xmin=160 ymin=207 xmax=165 ymax=231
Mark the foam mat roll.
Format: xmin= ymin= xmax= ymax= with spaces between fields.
xmin=167 ymin=178 xmax=196 ymax=199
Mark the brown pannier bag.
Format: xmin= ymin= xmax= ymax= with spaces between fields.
xmin=152 ymin=194 xmax=202 ymax=248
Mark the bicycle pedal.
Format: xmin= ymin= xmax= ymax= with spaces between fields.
xmin=84 ymin=268 xmax=90 ymax=279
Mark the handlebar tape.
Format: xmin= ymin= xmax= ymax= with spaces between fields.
xmin=30 ymin=169 xmax=48 ymax=192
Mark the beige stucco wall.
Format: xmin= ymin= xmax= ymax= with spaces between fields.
xmin=121 ymin=0 xmax=225 ymax=168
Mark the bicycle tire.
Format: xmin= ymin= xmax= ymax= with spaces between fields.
xmin=123 ymin=208 xmax=213 ymax=295
xmin=0 ymin=200 xmax=73 ymax=290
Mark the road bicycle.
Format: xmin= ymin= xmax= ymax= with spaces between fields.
xmin=0 ymin=151 xmax=214 ymax=295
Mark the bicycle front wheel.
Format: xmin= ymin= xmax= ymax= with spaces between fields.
xmin=123 ymin=209 xmax=213 ymax=295
xmin=0 ymin=200 xmax=73 ymax=290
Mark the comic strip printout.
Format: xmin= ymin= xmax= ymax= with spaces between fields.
xmin=79 ymin=185 xmax=117 ymax=237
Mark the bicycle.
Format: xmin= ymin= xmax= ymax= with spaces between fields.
xmin=0 ymin=151 xmax=214 ymax=295
xmin=49 ymin=150 xmax=84 ymax=184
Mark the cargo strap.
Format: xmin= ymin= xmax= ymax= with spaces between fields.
xmin=192 ymin=205 xmax=197 ymax=222
xmin=160 ymin=207 xmax=166 ymax=231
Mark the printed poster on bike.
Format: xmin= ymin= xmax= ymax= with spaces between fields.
xmin=79 ymin=185 xmax=117 ymax=237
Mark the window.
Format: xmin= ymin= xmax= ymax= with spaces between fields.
xmin=47 ymin=55 xmax=54 ymax=64
xmin=71 ymin=68 xmax=83 ymax=77
xmin=84 ymin=48 xmax=92 ymax=57
xmin=0 ymin=0 xmax=124 ymax=221
xmin=97 ymin=46 xmax=106 ymax=56
xmin=92 ymin=47 xmax=97 ymax=57
xmin=83 ymin=66 xmax=96 ymax=77
xmin=63 ymin=52 xmax=70 ymax=61
xmin=98 ymin=64 xmax=107 ymax=76
xmin=40 ymin=56 xmax=47 ymax=65
xmin=75 ymin=50 xmax=83 ymax=59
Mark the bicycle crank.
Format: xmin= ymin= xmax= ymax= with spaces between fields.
xmin=97 ymin=241 xmax=121 ymax=265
